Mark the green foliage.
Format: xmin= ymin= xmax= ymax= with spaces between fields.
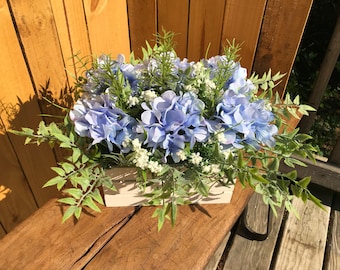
xmin=9 ymin=30 xmax=323 ymax=230
xmin=10 ymin=115 xmax=114 ymax=223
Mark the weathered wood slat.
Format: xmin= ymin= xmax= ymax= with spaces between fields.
xmin=157 ymin=0 xmax=189 ymax=58
xmin=84 ymin=181 xmax=253 ymax=269
xmin=83 ymin=0 xmax=130 ymax=57
xmin=50 ymin=0 xmax=92 ymax=84
xmin=329 ymin=136 xmax=340 ymax=166
xmin=0 ymin=133 xmax=37 ymax=232
xmin=253 ymin=0 xmax=313 ymax=96
xmin=127 ymin=0 xmax=157 ymax=59
xmin=1 ymin=0 xmax=58 ymax=207
xmin=187 ymin=0 xmax=226 ymax=61
xmin=9 ymin=0 xmax=69 ymax=96
xmin=280 ymin=156 xmax=340 ymax=193
xmin=325 ymin=192 xmax=340 ymax=270
xmin=273 ymin=187 xmax=332 ymax=270
xmin=49 ymin=0 xmax=75 ymax=85
xmin=222 ymin=193 xmax=286 ymax=270
xmin=221 ymin=0 xmax=267 ymax=72
xmin=0 ymin=199 xmax=136 ymax=269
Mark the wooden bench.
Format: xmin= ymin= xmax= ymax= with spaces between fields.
xmin=1 ymin=181 xmax=339 ymax=270
xmin=218 ymin=183 xmax=340 ymax=270
xmin=0 ymin=181 xmax=253 ymax=269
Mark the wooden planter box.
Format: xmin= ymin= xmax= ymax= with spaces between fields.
xmin=103 ymin=167 xmax=235 ymax=207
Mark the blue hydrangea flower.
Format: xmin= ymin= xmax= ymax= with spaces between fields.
xmin=215 ymin=90 xmax=278 ymax=149
xmin=70 ymin=94 xmax=137 ymax=153
xmin=139 ymin=90 xmax=209 ymax=162
xmin=204 ymin=56 xmax=255 ymax=96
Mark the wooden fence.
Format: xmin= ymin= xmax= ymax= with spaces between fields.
xmin=0 ymin=0 xmax=314 ymax=237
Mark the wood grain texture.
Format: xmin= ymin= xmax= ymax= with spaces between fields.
xmin=325 ymin=192 xmax=340 ymax=270
xmin=223 ymin=193 xmax=285 ymax=270
xmin=85 ymin=181 xmax=253 ymax=269
xmin=280 ymin=157 xmax=340 ymax=193
xmin=1 ymin=0 xmax=58 ymax=208
xmin=50 ymin=0 xmax=92 ymax=84
xmin=205 ymin=232 xmax=231 ymax=270
xmin=221 ymin=0 xmax=267 ymax=72
xmin=0 ymin=223 xmax=6 ymax=239
xmin=127 ymin=0 xmax=157 ymax=59
xmin=0 ymin=132 xmax=37 ymax=232
xmin=273 ymin=188 xmax=332 ymax=270
xmin=83 ymin=0 xmax=130 ymax=57
xmin=0 ymin=199 xmax=136 ymax=269
xmin=187 ymin=0 xmax=226 ymax=61
xmin=9 ymin=0 xmax=69 ymax=95
xmin=252 ymin=0 xmax=313 ymax=97
xmin=157 ymin=0 xmax=189 ymax=58
xmin=49 ymin=0 xmax=74 ymax=85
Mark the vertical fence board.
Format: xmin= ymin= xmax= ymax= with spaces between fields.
xmin=83 ymin=0 xmax=130 ymax=58
xmin=0 ymin=129 xmax=37 ymax=232
xmin=4 ymin=0 xmax=59 ymax=206
xmin=49 ymin=0 xmax=74 ymax=84
xmin=187 ymin=0 xmax=226 ymax=61
xmin=62 ymin=0 xmax=92 ymax=80
xmin=127 ymin=0 xmax=157 ymax=59
xmin=221 ymin=0 xmax=267 ymax=72
xmin=253 ymin=0 xmax=313 ymax=97
xmin=9 ymin=0 xmax=69 ymax=96
xmin=157 ymin=0 xmax=189 ymax=58
xmin=0 ymin=1 xmax=39 ymax=232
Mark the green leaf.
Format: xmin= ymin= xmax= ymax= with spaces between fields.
xmin=158 ymin=207 xmax=165 ymax=232
xmin=237 ymin=151 xmax=244 ymax=168
xmin=283 ymin=170 xmax=297 ymax=181
xmin=38 ymin=121 xmax=48 ymax=136
xmin=24 ymin=137 xmax=32 ymax=145
xmin=81 ymin=154 xmax=90 ymax=163
xmin=51 ymin=166 xmax=66 ymax=177
xmin=57 ymin=179 xmax=67 ymax=191
xmin=72 ymin=148 xmax=81 ymax=163
xmin=43 ymin=176 xmax=64 ymax=188
xmin=197 ymin=180 xmax=209 ymax=196
xmin=170 ymin=199 xmax=177 ymax=227
xmin=268 ymin=158 xmax=279 ymax=171
xmin=289 ymin=158 xmax=307 ymax=167
xmin=298 ymin=176 xmax=311 ymax=189
xmin=54 ymin=133 xmax=71 ymax=144
xmin=58 ymin=197 xmax=76 ymax=205
xmin=62 ymin=206 xmax=77 ymax=223
xmin=90 ymin=188 xmax=104 ymax=205
xmin=64 ymin=188 xmax=83 ymax=200
xmin=308 ymin=193 xmax=325 ymax=210
xmin=50 ymin=122 xmax=63 ymax=134
xmin=291 ymin=185 xmax=302 ymax=197
xmin=83 ymin=196 xmax=101 ymax=212
xmin=61 ymin=162 xmax=74 ymax=174
xmin=74 ymin=207 xmax=82 ymax=219
xmin=60 ymin=142 xmax=72 ymax=148
xmin=252 ymin=173 xmax=269 ymax=184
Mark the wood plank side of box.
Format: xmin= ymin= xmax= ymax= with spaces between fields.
xmin=103 ymin=167 xmax=235 ymax=207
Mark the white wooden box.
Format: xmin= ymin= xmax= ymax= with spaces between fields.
xmin=103 ymin=167 xmax=235 ymax=207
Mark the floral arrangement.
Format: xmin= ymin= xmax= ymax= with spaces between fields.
xmin=12 ymin=31 xmax=322 ymax=230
